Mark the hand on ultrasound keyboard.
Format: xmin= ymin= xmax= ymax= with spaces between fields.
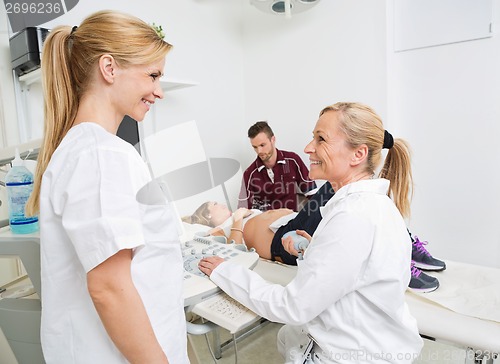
xmin=198 ymin=256 xmax=225 ymax=277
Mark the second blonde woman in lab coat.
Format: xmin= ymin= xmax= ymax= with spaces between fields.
xmin=199 ymin=102 xmax=423 ymax=364
xmin=26 ymin=10 xmax=188 ymax=363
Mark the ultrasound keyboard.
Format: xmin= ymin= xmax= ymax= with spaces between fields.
xmin=191 ymin=292 xmax=260 ymax=334
xmin=182 ymin=235 xmax=259 ymax=308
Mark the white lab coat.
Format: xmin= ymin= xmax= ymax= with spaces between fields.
xmin=40 ymin=123 xmax=188 ymax=363
xmin=211 ymin=179 xmax=423 ymax=363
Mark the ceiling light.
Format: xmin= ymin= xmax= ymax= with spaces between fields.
xmin=250 ymin=0 xmax=321 ymax=17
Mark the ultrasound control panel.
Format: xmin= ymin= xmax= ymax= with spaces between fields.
xmin=182 ymin=235 xmax=260 ymax=307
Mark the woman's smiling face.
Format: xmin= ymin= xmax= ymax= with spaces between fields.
xmin=304 ymin=110 xmax=355 ymax=189
xmin=113 ymin=58 xmax=165 ymax=122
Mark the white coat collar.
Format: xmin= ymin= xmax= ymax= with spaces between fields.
xmin=320 ymin=178 xmax=390 ymax=217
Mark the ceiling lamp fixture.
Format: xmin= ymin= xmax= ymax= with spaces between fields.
xmin=250 ymin=0 xmax=321 ymax=18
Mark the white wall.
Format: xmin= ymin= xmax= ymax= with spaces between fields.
xmin=242 ymin=0 xmax=500 ymax=269
xmin=241 ymin=0 xmax=388 ymax=169
xmin=387 ymin=0 xmax=500 ymax=268
xmin=0 ymin=5 xmax=19 ymax=147
xmin=1 ymin=0 xmax=500 ymax=268
xmin=0 ymin=1 xmax=247 ymax=152
xmin=17 ymin=0 xmax=246 ymax=164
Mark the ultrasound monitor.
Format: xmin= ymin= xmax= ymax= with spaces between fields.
xmin=116 ymin=115 xmax=141 ymax=155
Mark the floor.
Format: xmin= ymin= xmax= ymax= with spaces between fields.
xmin=189 ymin=321 xmax=469 ymax=364
xmin=189 ymin=320 xmax=283 ymax=364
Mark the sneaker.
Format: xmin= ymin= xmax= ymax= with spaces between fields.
xmin=411 ymin=236 xmax=446 ymax=271
xmin=409 ymin=261 xmax=439 ymax=293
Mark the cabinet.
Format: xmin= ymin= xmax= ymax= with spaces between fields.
xmin=0 ymin=228 xmax=43 ymax=364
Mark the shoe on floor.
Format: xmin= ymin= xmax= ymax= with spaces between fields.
xmin=409 ymin=261 xmax=439 ymax=293
xmin=411 ymin=235 xmax=446 ymax=271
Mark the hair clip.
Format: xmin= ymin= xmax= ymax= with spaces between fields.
xmin=150 ymin=22 xmax=165 ymax=40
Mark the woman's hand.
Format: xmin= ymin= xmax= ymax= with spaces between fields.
xmin=233 ymin=207 xmax=250 ymax=221
xmin=208 ymin=227 xmax=225 ymax=236
xmin=282 ymin=230 xmax=311 ymax=257
xmin=198 ymin=256 xmax=225 ymax=277
xmin=228 ymin=208 xmax=250 ymax=244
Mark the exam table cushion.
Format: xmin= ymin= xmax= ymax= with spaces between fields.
xmin=410 ymin=260 xmax=500 ymax=323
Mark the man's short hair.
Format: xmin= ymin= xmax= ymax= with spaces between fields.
xmin=248 ymin=121 xmax=274 ymax=139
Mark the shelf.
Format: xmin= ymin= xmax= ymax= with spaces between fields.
xmin=161 ymin=78 xmax=198 ymax=92
xmin=18 ymin=68 xmax=197 ymax=92
xmin=0 ymin=138 xmax=41 ymax=166
xmin=17 ymin=68 xmax=41 ymax=87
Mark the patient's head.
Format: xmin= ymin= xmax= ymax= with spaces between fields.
xmin=181 ymin=201 xmax=231 ymax=227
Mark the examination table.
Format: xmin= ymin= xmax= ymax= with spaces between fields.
xmin=253 ymin=258 xmax=500 ymax=363
xmin=1 ymin=225 xmax=499 ymax=364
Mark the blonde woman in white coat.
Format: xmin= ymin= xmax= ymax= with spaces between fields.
xmin=26 ymin=11 xmax=188 ymax=363
xmin=199 ymin=102 xmax=422 ymax=364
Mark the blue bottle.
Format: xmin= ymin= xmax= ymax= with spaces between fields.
xmin=5 ymin=148 xmax=39 ymax=234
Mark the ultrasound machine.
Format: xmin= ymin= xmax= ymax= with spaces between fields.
xmin=0 ymin=118 xmax=262 ymax=364
xmin=1 ymin=120 xmax=500 ymax=364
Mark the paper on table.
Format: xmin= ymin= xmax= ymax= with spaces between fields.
xmin=411 ymin=260 xmax=500 ymax=323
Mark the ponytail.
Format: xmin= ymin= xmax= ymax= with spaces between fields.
xmin=379 ymin=139 xmax=413 ymax=218
xmin=26 ymin=27 xmax=78 ymax=216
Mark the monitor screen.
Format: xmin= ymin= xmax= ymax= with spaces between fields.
xmin=116 ymin=115 xmax=141 ymax=155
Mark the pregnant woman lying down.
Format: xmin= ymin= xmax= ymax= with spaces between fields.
xmin=182 ymin=182 xmax=334 ymax=265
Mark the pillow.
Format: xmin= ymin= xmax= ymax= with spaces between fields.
xmin=182 ymin=222 xmax=210 ymax=235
